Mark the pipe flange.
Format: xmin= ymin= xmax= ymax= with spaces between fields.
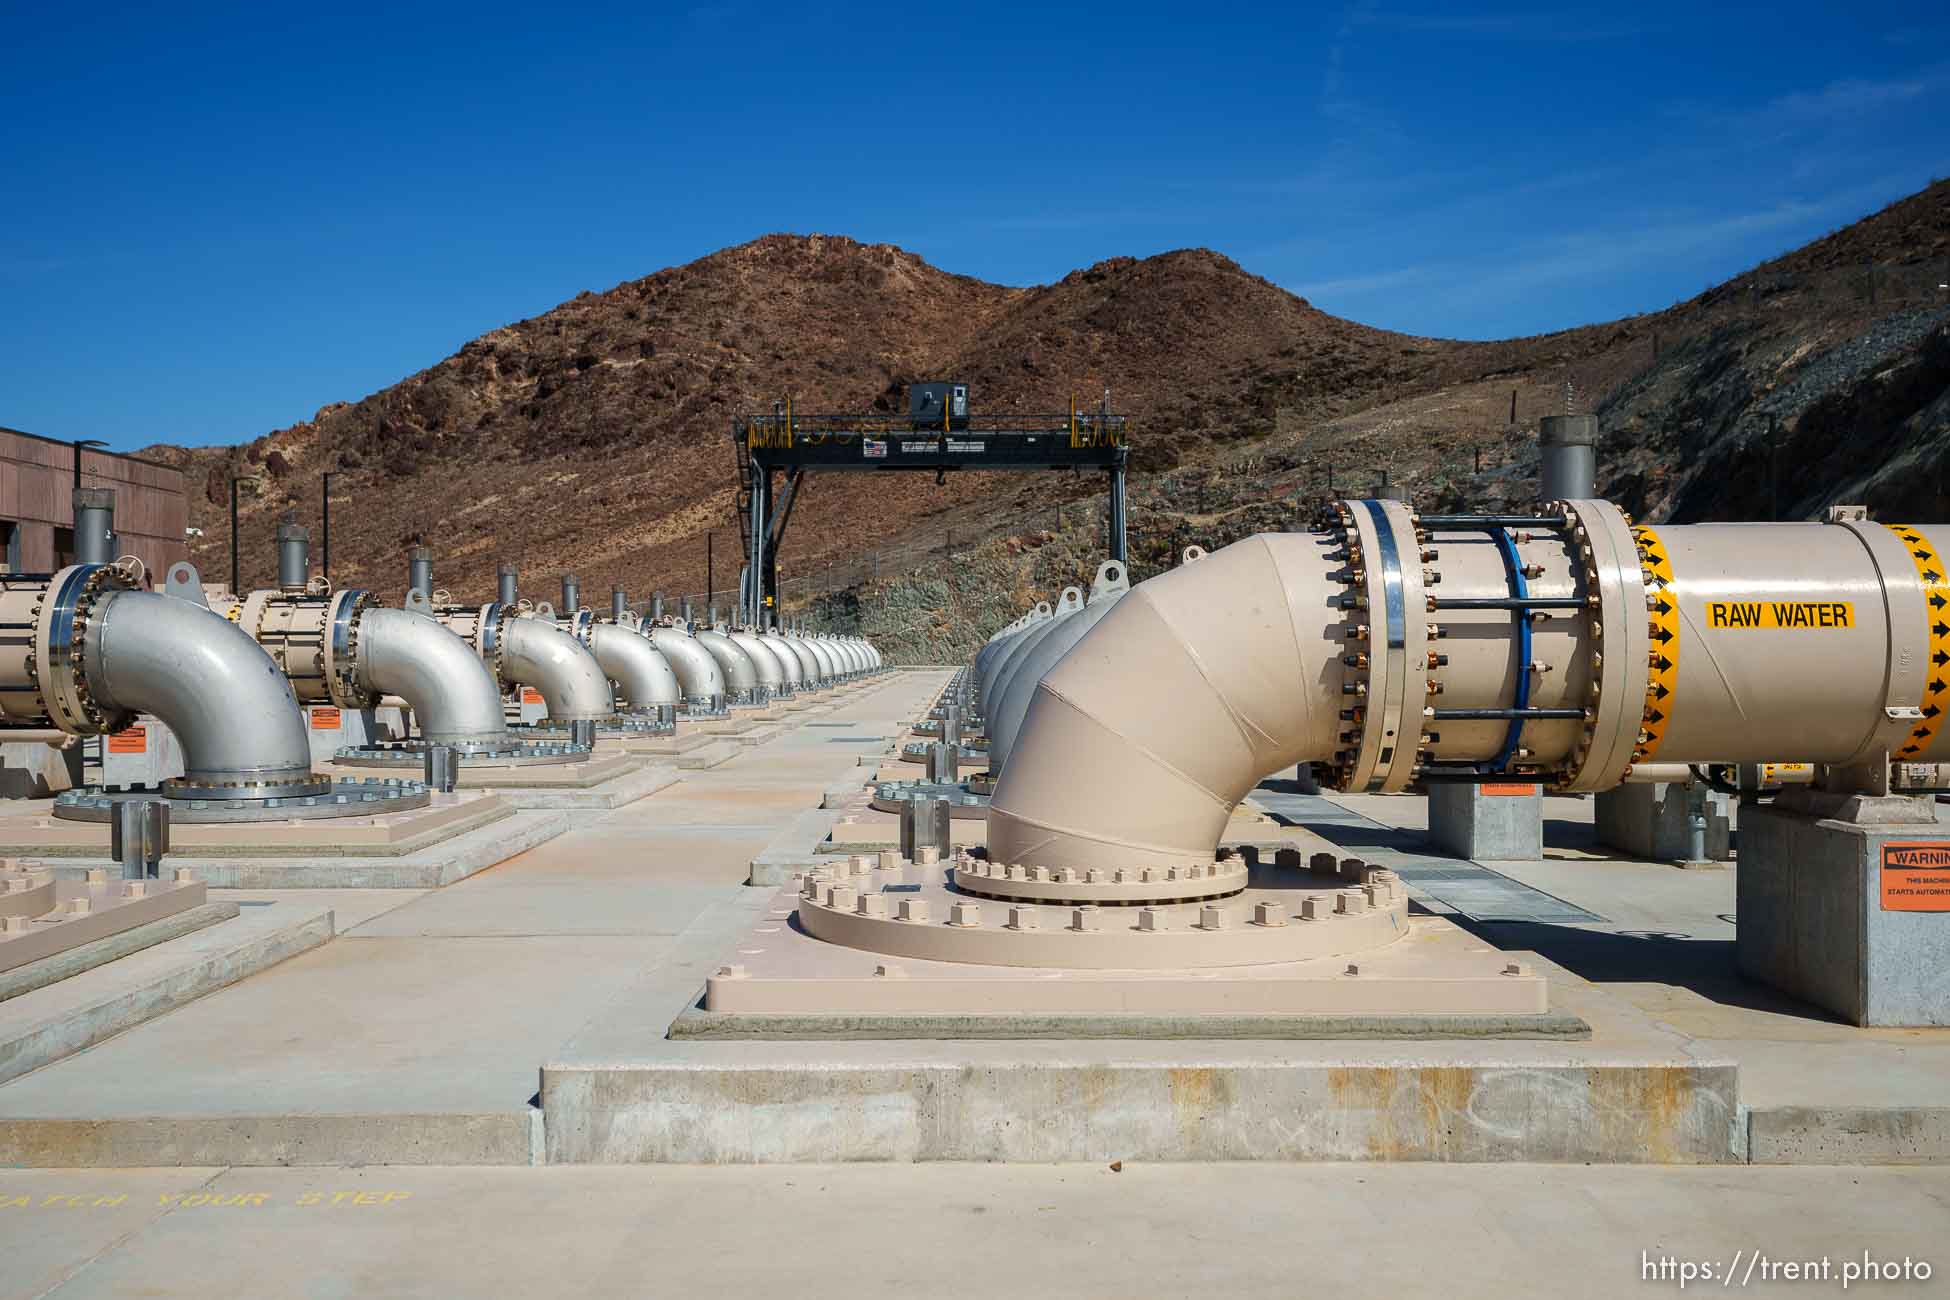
xmin=899 ymin=741 xmax=985 ymax=764
xmin=515 ymin=715 xmax=677 ymax=738
xmin=34 ymin=564 xmax=139 ymax=736
xmin=1552 ymin=499 xmax=1648 ymax=792
xmin=950 ymin=854 xmax=1247 ymax=906
xmin=53 ymin=777 xmax=432 ymax=823
xmin=1334 ymin=499 xmax=1431 ymax=794
xmin=792 ymin=858 xmax=1407 ymax=971
xmin=326 ymin=588 xmax=381 ymax=709
xmin=869 ymin=779 xmax=988 ymax=818
xmin=161 ymin=773 xmax=334 ymax=801
xmin=333 ymin=739 xmax=592 ymax=768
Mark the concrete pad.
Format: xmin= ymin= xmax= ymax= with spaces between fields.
xmin=32 ymin=809 xmax=577 ymax=889
xmin=674 ymin=741 xmax=739 ymax=770
xmin=0 ymin=898 xmax=331 ymax=1087
xmin=0 ymin=790 xmax=511 ymax=857
xmin=0 ymin=901 xmax=237 ymax=1002
xmin=0 ymin=933 xmax=663 ymax=1166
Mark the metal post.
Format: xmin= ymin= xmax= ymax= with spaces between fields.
xmin=748 ymin=468 xmax=768 ymax=630
xmin=422 ymin=744 xmax=457 ymax=794
xmin=570 ymin=719 xmax=597 ymax=749
xmin=899 ymin=795 xmax=951 ymax=859
xmin=1108 ymin=456 xmax=1128 ymax=564
xmin=408 ymin=546 xmax=433 ymax=601
xmin=1538 ymin=415 xmax=1598 ymax=502
xmin=926 ymin=742 xmax=959 ymax=783
xmin=562 ymin=573 xmax=580 ymax=614
xmin=611 ymin=587 xmax=627 ymax=621
xmin=110 ymin=799 xmax=169 ymax=880
xmin=275 ymin=517 xmax=308 ymax=590
xmin=72 ymin=488 xmax=115 ymax=566
xmin=498 ymin=563 xmax=518 ymax=606
xmin=706 ymin=532 xmax=714 ymax=614
xmin=229 ymin=477 xmax=241 ymax=594
xmin=321 ymin=471 xmax=335 ymax=582
xmin=651 ymin=592 xmax=664 ymax=623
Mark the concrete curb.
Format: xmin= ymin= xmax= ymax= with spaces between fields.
xmin=667 ymin=1009 xmax=1596 ymax=1041
xmin=540 ymin=1058 xmax=1744 ymax=1163
xmin=0 ymin=1111 xmax=534 ymax=1168
xmin=0 ymin=906 xmax=331 ymax=1090
xmin=1747 ymin=1106 xmax=1950 ymax=1164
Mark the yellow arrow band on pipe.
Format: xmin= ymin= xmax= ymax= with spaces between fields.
xmin=1633 ymin=526 xmax=1678 ymax=764
xmin=1884 ymin=524 xmax=1950 ymax=760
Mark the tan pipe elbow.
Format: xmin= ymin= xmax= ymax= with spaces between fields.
xmin=986 ymin=533 xmax=1343 ymax=871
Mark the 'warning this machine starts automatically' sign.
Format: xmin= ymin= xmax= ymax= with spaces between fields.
xmin=1881 ymin=841 xmax=1950 ymax=911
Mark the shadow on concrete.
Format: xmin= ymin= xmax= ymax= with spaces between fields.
xmin=1454 ymin=918 xmax=1844 ymax=1023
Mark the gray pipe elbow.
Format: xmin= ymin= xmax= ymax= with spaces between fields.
xmin=648 ymin=628 xmax=726 ymax=705
xmin=84 ymin=590 xmax=313 ymax=786
xmin=357 ymin=607 xmax=510 ymax=745
xmin=729 ymin=632 xmax=787 ymax=689
xmin=803 ymin=639 xmax=839 ymax=682
xmin=502 ymin=614 xmax=614 ymax=722
xmin=756 ymin=633 xmax=803 ymax=687
xmin=770 ymin=634 xmax=821 ymax=687
xmin=588 ymin=623 xmax=681 ymax=710
xmin=695 ymin=630 xmax=758 ymax=697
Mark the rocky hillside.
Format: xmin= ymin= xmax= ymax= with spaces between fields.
xmin=144 ymin=180 xmax=1950 ymax=657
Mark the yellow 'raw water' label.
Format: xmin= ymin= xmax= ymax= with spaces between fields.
xmin=1704 ymin=600 xmax=1854 ymax=629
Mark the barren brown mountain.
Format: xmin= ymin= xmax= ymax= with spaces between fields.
xmin=143 ymin=181 xmax=1950 ymax=632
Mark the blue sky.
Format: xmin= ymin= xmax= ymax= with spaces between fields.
xmin=3 ymin=2 xmax=1946 ymax=451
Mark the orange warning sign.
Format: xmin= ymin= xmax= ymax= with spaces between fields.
xmin=1481 ymin=783 xmax=1537 ymax=796
xmin=1881 ymin=841 xmax=1950 ymax=912
xmin=107 ymin=726 xmax=147 ymax=754
xmin=309 ymin=706 xmax=342 ymax=730
xmin=520 ymin=688 xmax=544 ymax=705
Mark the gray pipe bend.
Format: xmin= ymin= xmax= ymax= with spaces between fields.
xmin=648 ymin=627 xmax=726 ymax=703
xmin=356 ymin=607 xmax=510 ymax=745
xmin=802 ymin=638 xmax=839 ymax=682
xmin=988 ymin=590 xmax=1128 ymax=773
xmin=729 ymin=632 xmax=787 ymax=690
xmin=588 ymin=622 xmax=681 ymax=711
xmin=695 ymin=630 xmax=758 ymax=697
xmin=835 ymin=639 xmax=865 ymax=674
xmin=770 ymin=634 xmax=821 ymax=687
xmin=84 ymin=590 xmax=314 ymax=786
xmin=501 ymin=615 xmax=614 ymax=722
xmin=753 ymin=632 xmax=803 ymax=688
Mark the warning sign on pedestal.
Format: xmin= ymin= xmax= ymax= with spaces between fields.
xmin=520 ymin=688 xmax=544 ymax=705
xmin=309 ymin=706 xmax=342 ymax=730
xmin=1481 ymin=783 xmax=1537 ymax=796
xmin=1881 ymin=841 xmax=1950 ymax=911
xmin=107 ymin=726 xmax=147 ymax=754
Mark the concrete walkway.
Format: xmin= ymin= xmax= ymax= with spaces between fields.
xmin=3 ymin=1163 xmax=1945 ymax=1299
xmin=0 ymin=674 xmax=944 ymax=1167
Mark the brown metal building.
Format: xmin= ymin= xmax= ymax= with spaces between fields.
xmin=0 ymin=426 xmax=188 ymax=577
